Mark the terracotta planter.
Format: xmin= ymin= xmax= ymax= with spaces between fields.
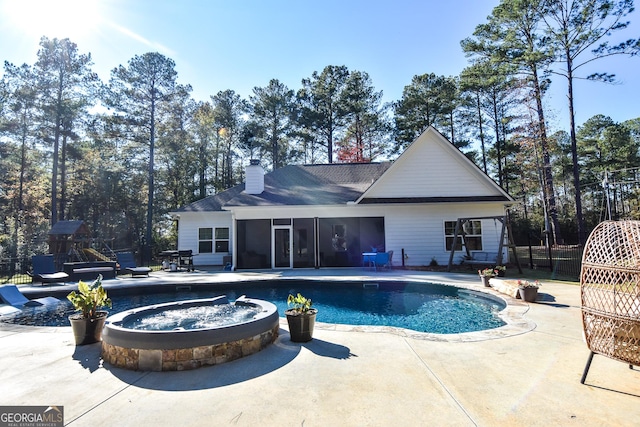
xmin=69 ymin=311 xmax=108 ymax=345
xmin=285 ymin=309 xmax=317 ymax=342
xmin=479 ymin=276 xmax=493 ymax=287
xmin=518 ymin=287 xmax=538 ymax=302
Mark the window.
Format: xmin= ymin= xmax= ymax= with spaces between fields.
xmin=444 ymin=220 xmax=483 ymax=251
xmin=198 ymin=228 xmax=213 ymax=253
xmin=215 ymin=227 xmax=230 ymax=253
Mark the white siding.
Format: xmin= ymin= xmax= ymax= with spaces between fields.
xmin=382 ymin=203 xmax=508 ymax=267
xmin=177 ymin=202 xmax=507 ymax=268
xmin=176 ymin=211 xmax=233 ymax=266
xmin=364 ymin=128 xmax=506 ymax=199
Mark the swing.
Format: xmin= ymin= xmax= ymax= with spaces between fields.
xmin=446 ymin=215 xmax=522 ymax=273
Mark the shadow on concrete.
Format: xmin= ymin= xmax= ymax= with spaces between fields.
xmin=536 ymin=293 xmax=573 ymax=308
xmin=72 ymin=342 xmax=102 ymax=373
xmin=584 ymin=383 xmax=640 ymax=398
xmin=299 ymin=337 xmax=357 ymax=360
xmin=537 ymin=292 xmax=556 ymax=302
xmin=104 ymin=334 xmax=302 ymax=391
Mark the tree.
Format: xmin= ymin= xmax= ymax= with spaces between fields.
xmin=107 ymin=52 xmax=178 ymax=262
xmin=542 ymin=0 xmax=639 ymax=243
xmin=393 ymin=73 xmax=446 ymax=153
xmin=33 ymin=37 xmax=98 ymax=226
xmin=249 ymin=79 xmax=296 ymax=170
xmin=0 ymin=62 xmax=49 ymax=262
xmin=336 ymin=70 xmax=390 ymax=163
xmin=156 ymin=84 xmax=197 ymax=211
xmin=298 ymin=65 xmax=350 ymax=163
xmin=192 ymin=101 xmax=216 ymax=199
xmin=462 ymin=0 xmax=564 ymax=244
xmin=210 ymin=90 xmax=247 ymax=189
xmin=578 ymin=114 xmax=640 ymax=180
xmin=459 ymin=64 xmax=491 ymax=173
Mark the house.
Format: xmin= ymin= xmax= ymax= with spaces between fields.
xmin=170 ymin=127 xmax=515 ymax=270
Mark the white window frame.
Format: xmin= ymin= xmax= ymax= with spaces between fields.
xmin=215 ymin=227 xmax=230 ymax=253
xmin=198 ymin=227 xmax=213 ymax=253
xmin=444 ymin=220 xmax=483 ymax=251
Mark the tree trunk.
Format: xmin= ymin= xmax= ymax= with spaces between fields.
xmin=491 ymin=90 xmax=503 ymax=186
xmin=146 ymin=96 xmax=155 ymax=264
xmin=566 ymin=53 xmax=586 ymax=244
xmin=477 ymin=92 xmax=487 ymax=174
xmin=59 ymin=119 xmax=68 ymax=221
xmin=532 ymin=67 xmax=563 ymax=245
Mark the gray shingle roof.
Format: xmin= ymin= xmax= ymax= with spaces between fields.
xmin=48 ymin=220 xmax=87 ymax=235
xmin=174 ymin=184 xmax=244 ymax=212
xmin=176 ymin=163 xmax=392 ymax=212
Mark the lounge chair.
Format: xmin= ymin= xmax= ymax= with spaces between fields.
xmin=30 ymin=255 xmax=69 ymax=284
xmin=116 ymin=252 xmax=152 ymax=277
xmin=0 ymin=284 xmax=60 ymax=307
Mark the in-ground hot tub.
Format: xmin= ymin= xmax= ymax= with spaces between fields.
xmin=101 ymin=295 xmax=279 ymax=371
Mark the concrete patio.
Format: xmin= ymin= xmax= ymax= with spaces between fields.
xmin=1 ymin=269 xmax=639 ymax=426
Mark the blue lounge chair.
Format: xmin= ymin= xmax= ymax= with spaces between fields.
xmin=31 ymin=255 xmax=69 ymax=284
xmin=116 ymin=252 xmax=152 ymax=277
xmin=0 ymin=284 xmax=60 ymax=307
xmin=375 ymin=251 xmax=393 ymax=271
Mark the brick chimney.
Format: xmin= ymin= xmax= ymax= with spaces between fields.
xmin=245 ymin=159 xmax=264 ymax=194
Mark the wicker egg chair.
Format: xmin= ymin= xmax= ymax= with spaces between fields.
xmin=580 ymin=220 xmax=640 ymax=384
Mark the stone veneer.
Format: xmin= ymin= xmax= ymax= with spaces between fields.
xmin=102 ymin=325 xmax=279 ymax=371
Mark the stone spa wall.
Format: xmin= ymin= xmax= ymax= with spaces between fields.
xmin=102 ymin=325 xmax=279 ymax=371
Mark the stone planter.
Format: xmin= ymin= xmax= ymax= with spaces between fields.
xmin=518 ymin=287 xmax=538 ymax=302
xmin=285 ymin=309 xmax=317 ymax=342
xmin=69 ymin=311 xmax=108 ymax=345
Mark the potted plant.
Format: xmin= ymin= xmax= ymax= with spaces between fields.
xmin=67 ymin=275 xmax=112 ymax=345
xmin=494 ymin=265 xmax=506 ymax=277
xmin=285 ymin=293 xmax=317 ymax=342
xmin=478 ymin=268 xmax=496 ymax=287
xmin=517 ymin=279 xmax=540 ymax=302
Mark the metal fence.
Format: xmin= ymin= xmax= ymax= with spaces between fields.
xmin=0 ymin=257 xmax=33 ymax=285
xmin=514 ymin=245 xmax=583 ymax=280
xmin=0 ymin=256 xmax=161 ymax=286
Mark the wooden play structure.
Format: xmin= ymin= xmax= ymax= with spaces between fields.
xmin=48 ymin=220 xmax=117 ymax=263
xmin=580 ymin=220 xmax=640 ymax=384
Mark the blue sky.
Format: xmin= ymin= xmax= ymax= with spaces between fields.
xmin=1 ymin=0 xmax=638 ymax=133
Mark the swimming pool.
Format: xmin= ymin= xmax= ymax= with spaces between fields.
xmin=0 ymin=281 xmax=506 ymax=334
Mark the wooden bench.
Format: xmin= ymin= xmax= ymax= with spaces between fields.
xmin=462 ymin=252 xmax=499 ymax=266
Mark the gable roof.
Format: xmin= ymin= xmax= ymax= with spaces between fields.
xmin=48 ymin=220 xmax=89 ymax=236
xmin=358 ymin=127 xmax=513 ymax=204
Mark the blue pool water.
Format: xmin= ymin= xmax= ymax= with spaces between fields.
xmin=0 ymin=281 xmax=505 ymax=334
